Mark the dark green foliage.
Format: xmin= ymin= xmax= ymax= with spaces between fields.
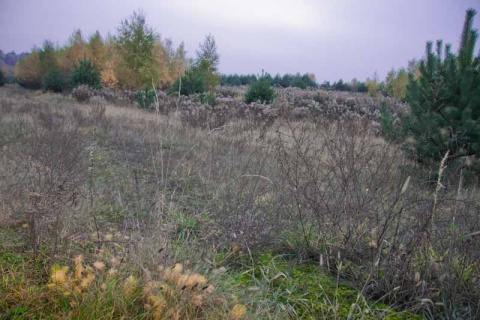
xmin=272 ymin=74 xmax=282 ymax=86
xmin=39 ymin=40 xmax=57 ymax=74
xmin=199 ymin=93 xmax=216 ymax=106
xmin=70 ymin=57 xmax=101 ymax=89
xmin=279 ymin=74 xmax=294 ymax=87
xmin=5 ymin=74 xmax=15 ymax=84
xmin=0 ymin=69 xmax=5 ymax=87
xmin=320 ymin=79 xmax=368 ymax=92
xmin=169 ymin=66 xmax=207 ymax=96
xmin=379 ymin=103 xmax=402 ymax=142
xmin=220 ymin=74 xmax=257 ymax=86
xmin=349 ymin=78 xmax=368 ymax=93
xmin=291 ymin=77 xmax=307 ymax=89
xmin=42 ymin=68 xmax=65 ymax=92
xmin=333 ymin=79 xmax=347 ymax=91
xmin=301 ymin=74 xmax=317 ymax=88
xmin=220 ymin=73 xmax=317 ymax=89
xmin=135 ymin=86 xmax=156 ymax=109
xmin=319 ymin=81 xmax=331 ymax=89
xmin=244 ymin=76 xmax=275 ymax=104
xmin=397 ymin=9 xmax=480 ymax=163
xmin=274 ymin=73 xmax=317 ymax=88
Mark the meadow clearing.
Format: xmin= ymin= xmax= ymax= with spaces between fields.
xmin=1 ymin=84 xmax=478 ymax=319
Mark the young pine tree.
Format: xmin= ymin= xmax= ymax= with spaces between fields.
xmin=169 ymin=65 xmax=207 ymax=96
xmin=244 ymin=75 xmax=275 ymax=104
xmin=400 ymin=9 xmax=480 ymax=163
xmin=70 ymin=56 xmax=101 ymax=89
xmin=43 ymin=68 xmax=65 ymax=92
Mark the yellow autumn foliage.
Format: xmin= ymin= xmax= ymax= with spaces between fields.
xmin=15 ymin=51 xmax=43 ymax=89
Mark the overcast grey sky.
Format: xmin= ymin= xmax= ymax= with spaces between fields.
xmin=1 ymin=0 xmax=479 ymax=82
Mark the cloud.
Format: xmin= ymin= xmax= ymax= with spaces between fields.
xmin=164 ymin=0 xmax=320 ymax=32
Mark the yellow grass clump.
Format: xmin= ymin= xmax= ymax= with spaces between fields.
xmin=230 ymin=303 xmax=247 ymax=319
xmin=122 ymin=275 xmax=138 ymax=297
xmin=74 ymin=255 xmax=84 ymax=280
xmin=2 ymin=232 xmax=243 ymax=318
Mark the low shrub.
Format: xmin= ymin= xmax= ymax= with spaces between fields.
xmin=72 ymin=84 xmax=94 ymax=103
xmin=135 ymin=87 xmax=156 ymax=109
xmin=245 ymin=77 xmax=275 ymax=104
xmin=199 ymin=93 xmax=216 ymax=106
xmin=180 ymin=101 xmax=231 ymax=129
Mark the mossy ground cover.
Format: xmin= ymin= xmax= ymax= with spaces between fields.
xmin=1 ymin=233 xmax=420 ymax=319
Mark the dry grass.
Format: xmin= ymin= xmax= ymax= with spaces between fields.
xmin=0 ymin=84 xmax=478 ymax=319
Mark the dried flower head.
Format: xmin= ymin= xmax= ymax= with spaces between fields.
xmin=191 ymin=294 xmax=203 ymax=307
xmin=147 ymin=294 xmax=166 ymax=318
xmin=74 ymin=255 xmax=84 ymax=280
xmin=188 ymin=274 xmax=207 ymax=288
xmin=51 ymin=266 xmax=69 ymax=284
xmin=107 ymin=268 xmax=118 ymax=278
xmin=80 ymin=273 xmax=95 ymax=289
xmin=122 ymin=275 xmax=138 ymax=297
xmin=172 ymin=263 xmax=183 ymax=274
xmin=163 ymin=263 xmax=183 ymax=282
xmin=93 ymin=261 xmax=106 ymax=271
xmin=110 ymin=256 xmax=121 ymax=268
xmin=205 ymin=285 xmax=215 ymax=294
xmin=230 ymin=304 xmax=247 ymax=319
xmin=143 ymin=280 xmax=164 ymax=296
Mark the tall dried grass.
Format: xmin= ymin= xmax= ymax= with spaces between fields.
xmin=0 ymin=84 xmax=478 ymax=318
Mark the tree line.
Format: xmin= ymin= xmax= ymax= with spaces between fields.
xmin=219 ymin=71 xmax=421 ymax=101
xmin=13 ymin=11 xmax=191 ymax=92
xmin=4 ymin=7 xmax=417 ymax=102
xmin=220 ymin=72 xmax=317 ymax=89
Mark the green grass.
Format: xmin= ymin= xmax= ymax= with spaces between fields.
xmin=218 ymin=252 xmax=421 ymax=319
xmin=0 ymin=240 xmax=420 ymax=319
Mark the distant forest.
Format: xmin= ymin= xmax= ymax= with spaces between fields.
xmin=0 ymin=50 xmax=29 ymax=82
xmin=219 ymin=73 xmax=371 ymax=92
xmin=0 ymin=50 xmax=29 ymax=66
